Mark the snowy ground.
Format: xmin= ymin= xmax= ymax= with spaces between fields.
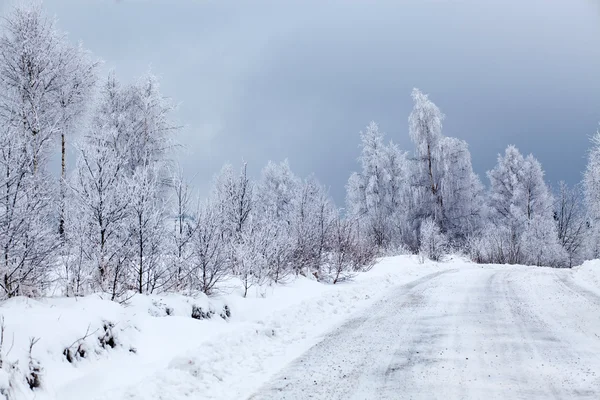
xmin=2 ymin=256 xmax=600 ymax=399
xmin=251 ymin=263 xmax=600 ymax=399
xmin=0 ymin=255 xmax=444 ymax=400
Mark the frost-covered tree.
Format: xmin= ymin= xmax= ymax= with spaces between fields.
xmin=256 ymin=160 xmax=299 ymax=222
xmin=0 ymin=4 xmax=99 ymax=238
xmin=262 ymin=219 xmax=294 ymax=284
xmin=213 ymin=163 xmax=253 ymax=243
xmin=520 ymin=154 xmax=553 ymax=221
xmin=555 ymin=182 xmax=587 ymax=267
xmin=346 ymin=122 xmax=389 ymax=247
xmin=484 ymin=145 xmax=561 ymax=265
xmin=125 ymin=73 xmax=177 ymax=177
xmin=438 ymin=137 xmax=484 ymax=239
xmin=383 ymin=141 xmax=412 ymax=246
xmin=231 ymin=215 xmax=270 ymax=298
xmin=169 ymin=169 xmax=195 ymax=290
xmin=409 ymin=89 xmax=445 ymax=224
xmin=346 ymin=122 xmax=409 ymax=249
xmin=407 ymin=90 xmax=483 ymax=244
xmin=485 ymin=146 xmax=528 ymax=264
xmin=70 ymin=119 xmax=130 ymax=297
xmin=254 ymin=160 xmax=301 ymax=282
xmin=68 ymin=75 xmax=134 ymax=297
xmin=0 ymin=4 xmax=82 ymax=298
xmin=126 ymin=164 xmax=168 ymax=294
xmin=292 ymin=177 xmax=336 ymax=274
xmin=190 ymin=201 xmax=228 ymax=295
xmin=0 ymin=125 xmax=57 ymax=298
xmin=487 ymin=146 xmax=526 ymax=223
xmin=69 ymin=71 xmax=177 ymax=297
xmin=0 ymin=3 xmax=65 ymax=170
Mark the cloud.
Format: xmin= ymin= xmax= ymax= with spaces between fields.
xmin=21 ymin=0 xmax=600 ymax=202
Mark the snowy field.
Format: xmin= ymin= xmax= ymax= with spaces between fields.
xmin=2 ymin=256 xmax=600 ymax=400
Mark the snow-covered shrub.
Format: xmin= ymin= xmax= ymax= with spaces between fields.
xmin=25 ymin=339 xmax=42 ymax=390
xmin=466 ymin=224 xmax=518 ymax=264
xmin=0 ymin=331 xmax=43 ymax=399
xmin=220 ymin=305 xmax=231 ymax=320
xmin=0 ymin=362 xmax=28 ymax=400
xmin=521 ymin=216 xmax=568 ymax=267
xmin=98 ymin=322 xmax=117 ymax=349
xmin=191 ymin=305 xmax=215 ymax=320
xmin=418 ymin=218 xmax=447 ymax=262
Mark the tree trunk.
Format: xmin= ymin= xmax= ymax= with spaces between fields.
xmin=59 ymin=132 xmax=66 ymax=237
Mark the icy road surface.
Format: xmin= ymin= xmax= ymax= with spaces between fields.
xmin=250 ymin=267 xmax=600 ymax=399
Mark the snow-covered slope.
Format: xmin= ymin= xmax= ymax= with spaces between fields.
xmin=0 ymin=255 xmax=451 ymax=400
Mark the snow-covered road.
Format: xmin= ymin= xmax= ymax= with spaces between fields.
xmin=250 ymin=266 xmax=600 ymax=399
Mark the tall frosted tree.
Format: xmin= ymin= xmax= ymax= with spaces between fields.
xmin=407 ymin=89 xmax=483 ymax=245
xmin=255 ymin=160 xmax=300 ymax=282
xmin=69 ymin=102 xmax=131 ymax=296
xmin=0 ymin=3 xmax=72 ymax=297
xmin=0 ymin=123 xmax=57 ymax=298
xmin=169 ymin=169 xmax=195 ymax=291
xmin=0 ymin=3 xmax=99 ymax=237
xmin=121 ymin=73 xmax=176 ymax=294
xmin=408 ymin=88 xmax=445 ymax=224
xmin=127 ymin=163 xmax=168 ymax=294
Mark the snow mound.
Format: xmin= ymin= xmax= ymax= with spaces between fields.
xmin=572 ymin=259 xmax=600 ymax=297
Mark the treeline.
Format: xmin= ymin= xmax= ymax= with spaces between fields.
xmin=0 ymin=4 xmax=599 ymax=302
xmin=0 ymin=4 xmax=375 ymax=300
xmin=347 ymin=89 xmax=598 ymax=268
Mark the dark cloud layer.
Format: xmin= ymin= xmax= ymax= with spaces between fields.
xmin=9 ymin=0 xmax=600 ymax=203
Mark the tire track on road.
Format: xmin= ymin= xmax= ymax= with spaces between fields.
xmin=249 ymin=268 xmax=458 ymax=400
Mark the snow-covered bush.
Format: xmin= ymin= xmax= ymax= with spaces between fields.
xmin=418 ymin=218 xmax=448 ymax=262
xmin=467 ymin=224 xmax=519 ymax=265
xmin=521 ymin=216 xmax=568 ymax=267
xmin=320 ymin=216 xmax=375 ymax=284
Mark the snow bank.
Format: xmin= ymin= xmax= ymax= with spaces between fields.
xmin=572 ymin=259 xmax=600 ymax=297
xmin=0 ymin=255 xmax=458 ymax=400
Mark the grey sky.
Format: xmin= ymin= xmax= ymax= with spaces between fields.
xmin=5 ymin=0 xmax=600 ymax=204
